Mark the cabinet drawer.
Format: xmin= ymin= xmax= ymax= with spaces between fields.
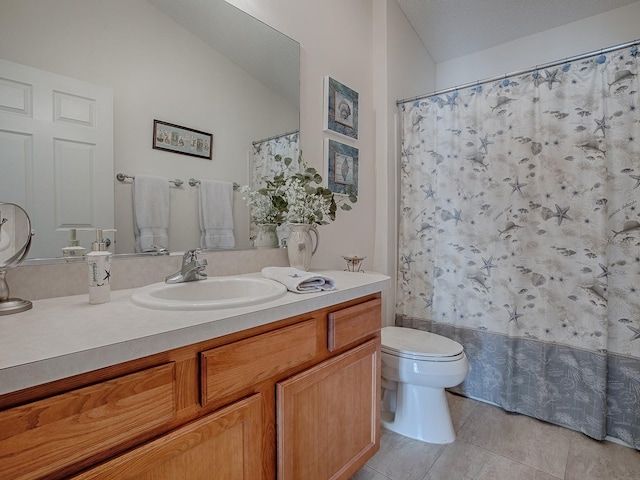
xmin=71 ymin=394 xmax=263 ymax=480
xmin=201 ymin=319 xmax=317 ymax=406
xmin=0 ymin=363 xmax=176 ymax=480
xmin=327 ymin=298 xmax=381 ymax=351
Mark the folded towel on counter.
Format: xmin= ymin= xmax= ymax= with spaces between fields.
xmin=133 ymin=175 xmax=169 ymax=253
xmin=199 ymin=180 xmax=235 ymax=249
xmin=261 ymin=267 xmax=336 ymax=293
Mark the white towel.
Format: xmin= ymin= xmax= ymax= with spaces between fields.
xmin=261 ymin=267 xmax=336 ymax=293
xmin=199 ymin=180 xmax=235 ymax=249
xmin=133 ymin=175 xmax=170 ymax=253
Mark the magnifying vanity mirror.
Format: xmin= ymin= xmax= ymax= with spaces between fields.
xmin=0 ymin=203 xmax=34 ymax=314
xmin=0 ymin=0 xmax=300 ymax=262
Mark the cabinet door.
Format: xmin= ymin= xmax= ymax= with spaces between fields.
xmin=277 ymin=339 xmax=380 ymax=480
xmin=72 ymin=394 xmax=263 ymax=480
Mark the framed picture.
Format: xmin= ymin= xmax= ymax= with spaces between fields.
xmin=323 ymin=76 xmax=358 ymax=140
xmin=325 ymin=139 xmax=358 ymax=196
xmin=153 ymin=120 xmax=212 ymax=159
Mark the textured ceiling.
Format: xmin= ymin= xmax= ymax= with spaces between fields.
xmin=396 ymin=0 xmax=640 ymax=63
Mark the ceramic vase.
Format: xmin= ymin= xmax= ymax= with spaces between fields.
xmin=286 ymin=223 xmax=319 ymax=271
xmin=254 ymin=223 xmax=279 ymax=249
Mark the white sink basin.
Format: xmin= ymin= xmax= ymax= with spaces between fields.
xmin=131 ymin=276 xmax=287 ymax=311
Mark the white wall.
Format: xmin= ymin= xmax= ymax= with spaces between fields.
xmin=436 ymin=2 xmax=640 ymax=90
xmin=227 ymin=0 xmax=433 ymax=325
xmin=374 ymin=0 xmax=436 ymax=325
xmin=225 ymin=0 xmax=377 ymax=271
xmin=0 ymin=0 xmax=298 ymax=253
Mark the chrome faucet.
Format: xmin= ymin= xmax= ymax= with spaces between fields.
xmin=165 ymin=249 xmax=208 ymax=284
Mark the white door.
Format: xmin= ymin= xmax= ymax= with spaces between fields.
xmin=0 ymin=59 xmax=114 ymax=258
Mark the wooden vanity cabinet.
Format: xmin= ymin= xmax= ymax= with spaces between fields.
xmin=0 ymin=293 xmax=382 ymax=480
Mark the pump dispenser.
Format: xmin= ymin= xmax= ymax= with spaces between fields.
xmin=86 ymin=229 xmax=113 ymax=304
xmin=62 ymin=229 xmax=86 ymax=257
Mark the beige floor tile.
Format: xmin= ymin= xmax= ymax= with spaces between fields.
xmin=446 ymin=391 xmax=480 ymax=433
xmin=457 ymin=402 xmax=573 ymax=478
xmin=366 ymin=429 xmax=444 ymax=480
xmin=565 ymin=434 xmax=640 ymax=480
xmin=424 ymin=440 xmax=561 ymax=480
xmin=354 ymin=396 xmax=640 ymax=480
xmin=350 ymin=465 xmax=393 ymax=480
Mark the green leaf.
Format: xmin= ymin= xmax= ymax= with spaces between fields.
xmin=341 ymin=203 xmax=352 ymax=211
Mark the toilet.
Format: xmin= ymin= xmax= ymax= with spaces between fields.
xmin=380 ymin=326 xmax=469 ymax=444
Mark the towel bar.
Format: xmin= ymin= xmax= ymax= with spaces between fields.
xmin=189 ymin=178 xmax=240 ymax=190
xmin=116 ymin=173 xmax=183 ymax=187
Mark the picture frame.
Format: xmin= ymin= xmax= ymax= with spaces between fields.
xmin=323 ymin=76 xmax=358 ymax=140
xmin=153 ymin=119 xmax=212 ymax=159
xmin=325 ymin=138 xmax=358 ymax=196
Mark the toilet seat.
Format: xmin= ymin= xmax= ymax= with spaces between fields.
xmin=381 ymin=326 xmax=464 ymax=362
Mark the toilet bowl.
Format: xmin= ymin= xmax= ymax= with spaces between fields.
xmin=380 ymin=326 xmax=469 ymax=444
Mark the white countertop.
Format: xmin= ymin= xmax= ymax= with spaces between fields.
xmin=0 ymin=270 xmax=390 ymax=395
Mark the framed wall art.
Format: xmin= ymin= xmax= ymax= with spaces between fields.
xmin=325 ymin=138 xmax=358 ymax=196
xmin=323 ymin=76 xmax=358 ymax=140
xmin=153 ymin=119 xmax=212 ymax=159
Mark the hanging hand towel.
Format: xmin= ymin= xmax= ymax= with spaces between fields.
xmin=261 ymin=267 xmax=336 ymax=293
xmin=133 ymin=175 xmax=170 ymax=253
xmin=199 ymin=180 xmax=235 ymax=249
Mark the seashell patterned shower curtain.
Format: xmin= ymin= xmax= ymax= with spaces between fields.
xmin=251 ymin=131 xmax=300 ymax=244
xmin=251 ymin=131 xmax=300 ymax=189
xmin=397 ymin=44 xmax=640 ymax=448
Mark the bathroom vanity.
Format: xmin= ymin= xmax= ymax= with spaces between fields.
xmin=0 ymin=270 xmax=389 ymax=480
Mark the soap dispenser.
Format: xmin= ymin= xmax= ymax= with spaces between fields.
xmin=62 ymin=229 xmax=86 ymax=257
xmin=86 ymin=229 xmax=112 ymax=304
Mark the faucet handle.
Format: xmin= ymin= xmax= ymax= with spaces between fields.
xmin=151 ymin=244 xmax=169 ymax=255
xmin=183 ymin=248 xmax=201 ymax=263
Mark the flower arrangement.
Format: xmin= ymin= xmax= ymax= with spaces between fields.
xmin=238 ymin=185 xmax=283 ymax=225
xmin=241 ymin=153 xmax=357 ymax=225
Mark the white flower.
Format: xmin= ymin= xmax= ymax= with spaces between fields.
xmin=241 ymin=153 xmax=357 ymax=226
xmin=239 ymin=185 xmax=281 ymax=224
xmin=281 ymin=177 xmax=333 ymax=224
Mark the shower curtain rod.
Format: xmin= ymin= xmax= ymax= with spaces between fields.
xmin=252 ymin=129 xmax=299 ymax=146
xmin=396 ymin=38 xmax=640 ymax=105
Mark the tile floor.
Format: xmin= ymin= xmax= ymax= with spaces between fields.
xmin=352 ymin=392 xmax=640 ymax=480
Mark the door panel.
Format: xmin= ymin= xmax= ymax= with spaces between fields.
xmin=0 ymin=59 xmax=113 ymax=257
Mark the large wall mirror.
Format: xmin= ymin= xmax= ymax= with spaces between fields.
xmin=0 ymin=0 xmax=299 ymax=260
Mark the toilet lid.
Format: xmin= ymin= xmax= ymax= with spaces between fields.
xmin=381 ymin=326 xmax=464 ymax=359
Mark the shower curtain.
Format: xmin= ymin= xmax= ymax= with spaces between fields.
xmin=251 ymin=130 xmax=300 ymax=189
xmin=397 ymin=44 xmax=640 ymax=448
xmin=251 ymin=130 xmax=300 ymax=244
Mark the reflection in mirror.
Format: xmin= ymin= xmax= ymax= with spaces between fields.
xmin=0 ymin=0 xmax=300 ymax=261
xmin=0 ymin=203 xmax=34 ymax=314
